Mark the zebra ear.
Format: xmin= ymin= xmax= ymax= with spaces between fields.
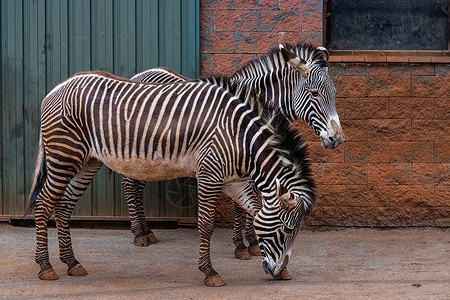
xmin=275 ymin=179 xmax=296 ymax=208
xmin=279 ymin=45 xmax=309 ymax=74
xmin=317 ymin=46 xmax=329 ymax=61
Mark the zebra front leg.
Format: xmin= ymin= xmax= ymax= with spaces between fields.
xmin=245 ymin=213 xmax=261 ymax=256
xmin=223 ymin=180 xmax=261 ymax=260
xmin=196 ymin=174 xmax=226 ymax=287
xmin=55 ymin=159 xmax=103 ymax=276
xmin=122 ymin=178 xmax=158 ymax=246
xmin=231 ymin=201 xmax=251 ymax=260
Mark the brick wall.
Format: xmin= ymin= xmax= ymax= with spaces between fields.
xmin=296 ymin=63 xmax=450 ymax=227
xmin=201 ymin=0 xmax=450 ymax=227
xmin=201 ymin=0 xmax=323 ymax=76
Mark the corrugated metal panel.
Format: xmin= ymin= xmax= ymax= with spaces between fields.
xmin=0 ymin=0 xmax=199 ymax=219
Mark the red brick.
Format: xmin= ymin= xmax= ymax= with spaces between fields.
xmin=305 ymin=141 xmax=344 ymax=163
xmin=201 ymin=9 xmax=213 ymax=32
xmin=413 ymin=163 xmax=450 ymax=185
xmin=367 ymin=119 xmax=411 ymax=141
xmin=345 ymin=185 xmax=391 ymax=207
xmin=305 ymin=206 xmax=336 ymax=226
xmin=234 ymin=32 xmax=277 ymax=54
xmin=335 ymin=97 xmax=345 ymax=119
xmin=200 ymin=53 xmax=213 ymax=77
xmin=435 ymin=65 xmax=450 ymax=77
xmin=201 ymin=0 xmax=233 ymax=10
xmin=412 ymin=120 xmax=450 ymax=141
xmin=333 ymin=76 xmax=367 ymax=97
xmin=340 ymin=120 xmax=367 ymax=141
xmin=432 ymin=207 xmax=450 ymax=226
xmin=299 ymin=0 xmax=323 ymax=11
xmin=390 ymin=142 xmax=433 ymax=163
xmin=344 ymin=65 xmax=370 ymax=76
xmin=434 ymin=142 xmax=450 ymax=163
xmin=311 ymin=163 xmax=367 ymax=185
xmin=411 ymin=207 xmax=436 ymax=226
xmin=213 ymin=10 xmax=259 ymax=31
xmin=368 ymin=163 xmax=412 ymax=185
xmin=345 ymin=142 xmax=389 ymax=163
xmin=277 ymin=31 xmax=322 ymax=45
xmin=435 ymin=186 xmax=450 ymax=207
xmin=367 ymin=74 xmax=410 ymax=97
xmin=390 ymin=185 xmax=434 ymax=207
xmin=201 ymin=31 xmax=234 ymax=53
xmin=315 ymin=184 xmax=346 ymax=207
xmin=234 ymin=0 xmax=277 ymax=9
xmin=278 ymin=0 xmax=301 ymax=10
xmin=367 ymin=207 xmax=411 ymax=227
xmin=434 ymin=98 xmax=450 ymax=119
xmin=412 ymin=207 xmax=450 ymax=227
xmin=411 ymin=75 xmax=450 ymax=98
xmin=391 ymin=64 xmax=434 ymax=76
xmin=344 ymin=97 xmax=389 ymax=119
xmin=212 ymin=54 xmax=256 ymax=75
xmin=333 ymin=206 xmax=368 ymax=226
xmin=389 ymin=97 xmax=433 ymax=119
xmin=260 ymin=10 xmax=301 ymax=32
xmin=300 ymin=10 xmax=322 ymax=32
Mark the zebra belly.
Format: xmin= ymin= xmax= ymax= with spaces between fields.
xmin=98 ymin=155 xmax=196 ymax=182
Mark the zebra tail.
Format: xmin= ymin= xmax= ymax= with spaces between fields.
xmin=23 ymin=135 xmax=46 ymax=217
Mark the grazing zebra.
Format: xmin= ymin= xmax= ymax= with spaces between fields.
xmin=124 ymin=42 xmax=344 ymax=258
xmin=24 ymin=67 xmax=316 ymax=286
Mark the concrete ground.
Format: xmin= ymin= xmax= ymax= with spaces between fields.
xmin=0 ymin=223 xmax=449 ymax=299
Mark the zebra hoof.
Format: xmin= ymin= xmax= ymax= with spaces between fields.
xmin=248 ymin=245 xmax=262 ymax=256
xmin=234 ymin=248 xmax=251 ymax=260
xmin=67 ymin=263 xmax=88 ymax=276
xmin=134 ymin=235 xmax=150 ymax=247
xmin=38 ymin=266 xmax=59 ymax=280
xmin=147 ymin=233 xmax=159 ymax=244
xmin=204 ymin=274 xmax=226 ymax=287
xmin=274 ymin=268 xmax=292 ymax=281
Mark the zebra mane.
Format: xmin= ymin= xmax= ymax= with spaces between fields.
xmin=260 ymin=106 xmax=317 ymax=214
xmin=231 ymin=42 xmax=328 ymax=81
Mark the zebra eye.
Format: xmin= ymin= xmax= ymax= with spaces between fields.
xmin=283 ymin=224 xmax=295 ymax=234
xmin=311 ymin=90 xmax=320 ymax=97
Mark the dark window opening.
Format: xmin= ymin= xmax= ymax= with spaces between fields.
xmin=326 ymin=0 xmax=449 ymax=51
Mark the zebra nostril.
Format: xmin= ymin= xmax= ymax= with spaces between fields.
xmin=329 ymin=136 xmax=336 ymax=144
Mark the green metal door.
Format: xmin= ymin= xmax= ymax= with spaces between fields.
xmin=0 ymin=0 xmax=199 ymax=220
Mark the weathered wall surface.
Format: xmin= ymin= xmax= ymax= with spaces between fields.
xmin=201 ymin=0 xmax=450 ymax=226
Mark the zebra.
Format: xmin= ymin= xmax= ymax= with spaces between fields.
xmin=24 ymin=68 xmax=316 ymax=286
xmin=123 ymin=42 xmax=344 ymax=259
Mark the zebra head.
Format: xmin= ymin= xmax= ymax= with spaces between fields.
xmin=230 ymin=42 xmax=344 ymax=149
xmin=253 ymin=178 xmax=308 ymax=277
xmin=280 ymin=43 xmax=344 ymax=149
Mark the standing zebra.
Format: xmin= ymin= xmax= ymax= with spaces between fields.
xmin=124 ymin=42 xmax=344 ymax=257
xmin=25 ymin=67 xmax=316 ymax=286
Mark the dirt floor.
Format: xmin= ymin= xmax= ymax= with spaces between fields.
xmin=0 ymin=223 xmax=449 ymax=299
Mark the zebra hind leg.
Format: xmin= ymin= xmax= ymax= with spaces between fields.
xmin=55 ymin=159 xmax=103 ymax=276
xmin=232 ymin=201 xmax=251 ymax=260
xmin=122 ymin=178 xmax=158 ymax=247
xmin=34 ymin=159 xmax=84 ymax=280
